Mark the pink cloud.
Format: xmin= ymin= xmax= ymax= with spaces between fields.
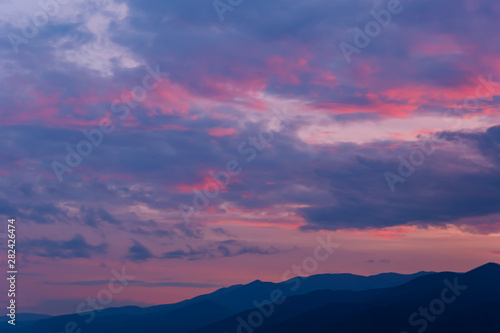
xmin=208 ymin=128 xmax=237 ymax=137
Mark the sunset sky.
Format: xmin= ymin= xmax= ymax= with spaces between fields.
xmin=1 ymin=0 xmax=500 ymax=316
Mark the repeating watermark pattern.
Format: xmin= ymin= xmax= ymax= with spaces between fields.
xmin=384 ymin=74 xmax=500 ymax=192
xmin=228 ymin=235 xmax=340 ymax=333
xmin=339 ymin=0 xmax=413 ymax=64
xmin=384 ymin=141 xmax=435 ymax=193
xmin=179 ymin=105 xmax=295 ymax=224
xmin=400 ymin=277 xmax=467 ymax=333
xmin=51 ymin=65 xmax=168 ymax=182
xmin=213 ymin=0 xmax=244 ymax=22
xmin=50 ymin=267 xmax=135 ymax=333
xmin=7 ymin=0 xmax=70 ymax=53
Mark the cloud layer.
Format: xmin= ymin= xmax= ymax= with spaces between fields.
xmin=1 ymin=0 xmax=500 ymax=315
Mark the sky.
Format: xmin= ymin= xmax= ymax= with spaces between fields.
xmin=0 ymin=0 xmax=500 ymax=316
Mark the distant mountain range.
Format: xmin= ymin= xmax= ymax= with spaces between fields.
xmin=3 ymin=263 xmax=499 ymax=332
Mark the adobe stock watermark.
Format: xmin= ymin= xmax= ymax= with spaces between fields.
xmin=400 ymin=277 xmax=467 ymax=333
xmin=384 ymin=74 xmax=500 ymax=192
xmin=178 ymin=105 xmax=295 ymax=224
xmin=213 ymin=0 xmax=244 ymax=21
xmin=50 ymin=267 xmax=135 ymax=333
xmin=7 ymin=0 xmax=69 ymax=54
xmin=339 ymin=0 xmax=413 ymax=64
xmin=230 ymin=235 xmax=340 ymax=333
xmin=51 ymin=65 xmax=168 ymax=182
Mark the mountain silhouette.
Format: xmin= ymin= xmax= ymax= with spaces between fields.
xmin=3 ymin=263 xmax=499 ymax=333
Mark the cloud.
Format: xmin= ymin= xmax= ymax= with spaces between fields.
xmin=122 ymin=219 xmax=178 ymax=238
xmin=161 ymin=245 xmax=208 ymax=261
xmin=298 ymin=126 xmax=500 ymax=233
xmin=3 ymin=123 xmax=500 ymax=237
xmin=3 ymin=0 xmax=500 ymax=316
xmin=23 ymin=234 xmax=108 ymax=259
xmin=43 ymin=280 xmax=222 ymax=288
xmin=211 ymin=227 xmax=237 ymax=238
xmin=18 ymin=182 xmax=34 ymax=197
xmin=0 ymin=1 xmax=499 ymax=271
xmin=174 ymin=223 xmax=204 ymax=239
xmin=80 ymin=206 xmax=120 ymax=227
xmin=366 ymin=259 xmax=391 ymax=263
xmin=0 ymin=197 xmax=19 ymax=216
xmin=126 ymin=240 xmax=154 ymax=262
xmin=161 ymin=240 xmax=280 ymax=261
xmin=43 ymin=280 xmax=111 ymax=286
xmin=129 ymin=281 xmax=222 ymax=288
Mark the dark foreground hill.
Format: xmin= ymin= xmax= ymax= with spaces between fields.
xmin=3 ymin=263 xmax=499 ymax=333
xmin=198 ymin=262 xmax=500 ymax=333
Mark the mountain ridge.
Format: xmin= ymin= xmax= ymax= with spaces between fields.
xmin=4 ymin=263 xmax=498 ymax=333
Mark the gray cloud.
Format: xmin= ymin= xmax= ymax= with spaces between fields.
xmin=161 ymin=239 xmax=280 ymax=261
xmin=126 ymin=240 xmax=155 ymax=262
xmin=23 ymin=234 xmax=108 ymax=259
xmin=299 ymin=126 xmax=500 ymax=233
